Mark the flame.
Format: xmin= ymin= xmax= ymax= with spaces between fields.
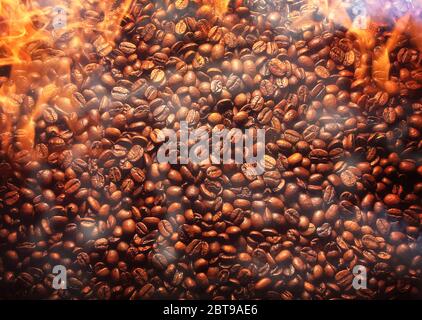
xmin=0 ymin=0 xmax=133 ymax=155
xmin=99 ymin=0 xmax=134 ymax=42
xmin=309 ymin=0 xmax=422 ymax=92
xmin=213 ymin=0 xmax=230 ymax=17
xmin=1 ymin=0 xmax=421 ymax=156
xmin=0 ymin=1 xmax=50 ymax=67
xmin=202 ymin=0 xmax=231 ymax=17
xmin=371 ymin=14 xmax=410 ymax=88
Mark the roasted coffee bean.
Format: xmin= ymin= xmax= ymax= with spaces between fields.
xmin=127 ymin=145 xmax=144 ymax=162
xmin=138 ymin=284 xmax=155 ymax=298
xmin=257 ymin=107 xmax=272 ymax=124
xmin=132 ymin=268 xmax=148 ymax=286
xmin=316 ymin=223 xmax=332 ymax=238
xmin=111 ymin=86 xmax=129 ymax=101
xmin=335 ymin=270 xmax=353 ymax=287
xmin=130 ymin=167 xmax=146 ymax=183
xmin=64 ymin=179 xmax=81 ymax=194
xmin=119 ymin=42 xmax=137 ymax=55
xmin=211 ymin=79 xmax=223 ymax=95
xmin=4 ymin=191 xmax=19 ymax=205
xmin=151 ymin=69 xmax=166 ymax=84
xmin=284 ymin=208 xmax=300 ymax=226
xmin=151 ymin=254 xmax=168 ymax=270
xmin=206 ymin=166 xmax=222 ymax=179
xmin=268 ymin=58 xmax=286 ymax=76
xmin=250 ymin=95 xmax=265 ymax=112
xmin=315 ymin=66 xmax=330 ymax=79
xmin=1 ymin=0 xmax=421 ymax=302
xmin=260 ymin=80 xmax=276 ymax=97
xmin=158 ymin=220 xmax=173 ymax=237
xmin=43 ymin=108 xmax=58 ymax=123
xmin=340 ymin=170 xmax=357 ymax=187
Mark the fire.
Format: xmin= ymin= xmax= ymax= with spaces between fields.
xmin=98 ymin=0 xmax=135 ymax=42
xmin=0 ymin=0 xmax=51 ymax=67
xmin=212 ymin=0 xmax=230 ymax=16
xmin=1 ymin=0 xmax=421 ymax=157
xmin=310 ymin=0 xmax=422 ymax=92
xmin=0 ymin=0 xmax=133 ymax=155
xmin=371 ymin=14 xmax=410 ymax=89
xmin=202 ymin=0 xmax=231 ymax=17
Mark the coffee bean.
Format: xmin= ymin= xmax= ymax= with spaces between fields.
xmin=233 ymin=111 xmax=248 ymax=125
xmin=122 ymin=219 xmax=136 ymax=236
xmin=275 ymin=250 xmax=292 ymax=263
xmin=253 ymin=41 xmax=266 ymax=54
xmin=175 ymin=0 xmax=189 ymax=10
xmin=211 ymin=44 xmax=225 ymax=61
xmin=43 ymin=108 xmax=58 ymax=123
xmin=211 ymin=79 xmax=223 ymax=95
xmin=316 ymin=223 xmax=332 ymax=238
xmin=284 ymin=208 xmax=300 ymax=226
xmin=257 ymin=107 xmax=272 ymax=124
xmin=268 ymin=58 xmax=286 ymax=77
xmin=226 ymin=226 xmax=241 ymax=237
xmin=255 ymin=278 xmax=272 ymax=291
xmin=250 ymin=95 xmax=264 ymax=112
xmin=260 ymin=80 xmax=276 ymax=97
xmin=335 ymin=270 xmax=353 ymax=287
xmin=298 ymin=55 xmax=314 ymax=69
xmin=362 ymin=235 xmax=379 ymax=250
xmin=127 ymin=145 xmax=144 ymax=162
xmin=4 ymin=191 xmax=19 ymax=206
xmin=151 ymin=253 xmax=168 ymax=270
xmin=97 ymin=284 xmax=111 ymax=300
xmin=138 ymin=284 xmax=155 ymax=298
xmin=206 ymin=166 xmax=222 ymax=179
xmin=130 ymin=167 xmax=146 ymax=183
xmin=132 ymin=268 xmax=148 ymax=286
xmin=119 ymin=42 xmax=137 ymax=55
xmin=330 ymin=47 xmax=345 ymax=64
xmin=287 ymin=153 xmax=303 ymax=167
xmin=376 ymin=219 xmax=391 ymax=235
xmin=340 ymin=170 xmax=357 ymax=187
xmin=175 ymin=20 xmax=187 ymax=35
xmin=151 ymin=69 xmax=166 ymax=84
xmin=312 ymin=66 xmax=327 ymax=80
xmin=158 ymin=220 xmax=173 ymax=237
xmin=2 ymin=0 xmax=421 ymax=301
xmin=64 ymin=179 xmax=81 ymax=194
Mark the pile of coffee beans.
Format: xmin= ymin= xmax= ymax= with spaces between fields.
xmin=0 ymin=0 xmax=421 ymax=299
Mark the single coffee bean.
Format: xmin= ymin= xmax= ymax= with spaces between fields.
xmin=158 ymin=220 xmax=173 ymax=237
xmin=340 ymin=170 xmax=357 ymax=187
xmin=64 ymin=179 xmax=81 ymax=194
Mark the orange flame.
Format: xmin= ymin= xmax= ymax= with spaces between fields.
xmin=0 ymin=1 xmax=51 ymax=67
xmin=310 ymin=0 xmax=422 ymax=93
xmin=202 ymin=0 xmax=231 ymax=17
xmin=0 ymin=0 xmax=133 ymax=155
xmin=371 ymin=14 xmax=410 ymax=88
